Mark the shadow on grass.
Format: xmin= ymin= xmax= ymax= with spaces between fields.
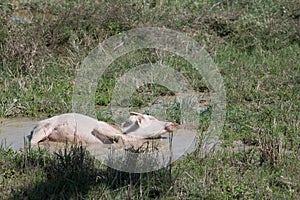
xmin=9 ymin=144 xmax=176 ymax=199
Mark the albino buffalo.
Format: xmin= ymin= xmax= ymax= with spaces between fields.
xmin=29 ymin=112 xmax=174 ymax=146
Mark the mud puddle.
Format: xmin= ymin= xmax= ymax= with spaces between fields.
xmin=0 ymin=118 xmax=198 ymax=159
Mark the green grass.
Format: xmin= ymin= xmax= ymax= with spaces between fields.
xmin=1 ymin=144 xmax=299 ymax=199
xmin=0 ymin=0 xmax=299 ymax=199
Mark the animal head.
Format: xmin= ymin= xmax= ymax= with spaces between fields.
xmin=121 ymin=112 xmax=174 ymax=139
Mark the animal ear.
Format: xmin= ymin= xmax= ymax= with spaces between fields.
xmin=130 ymin=112 xmax=144 ymax=117
xmin=137 ymin=115 xmax=143 ymax=126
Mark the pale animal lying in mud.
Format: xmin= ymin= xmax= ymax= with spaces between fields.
xmin=29 ymin=112 xmax=174 ymax=147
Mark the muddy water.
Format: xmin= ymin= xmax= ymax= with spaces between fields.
xmin=0 ymin=118 xmax=197 ymax=173
xmin=0 ymin=118 xmax=38 ymax=150
xmin=0 ymin=118 xmax=198 ymax=154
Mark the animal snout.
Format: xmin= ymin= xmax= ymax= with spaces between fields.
xmin=165 ymin=122 xmax=174 ymax=132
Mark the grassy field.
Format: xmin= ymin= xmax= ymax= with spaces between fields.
xmin=0 ymin=0 xmax=299 ymax=199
